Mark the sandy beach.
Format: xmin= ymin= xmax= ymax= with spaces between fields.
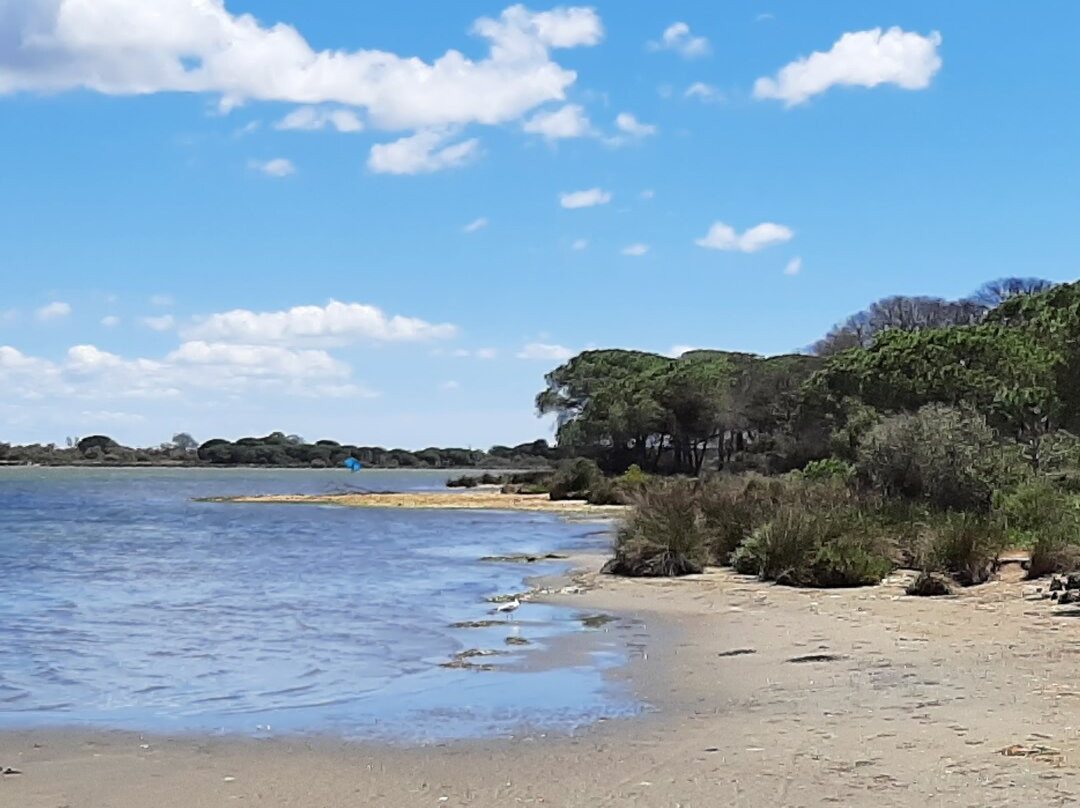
xmin=206 ymin=490 xmax=629 ymax=515
xmin=4 ymin=554 xmax=1079 ymax=807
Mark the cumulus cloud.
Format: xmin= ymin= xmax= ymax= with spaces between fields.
xmin=571 ymin=238 xmax=589 ymax=250
xmin=101 ymin=316 xmax=120 ymax=327
xmin=784 ymin=256 xmax=803 ymax=276
xmin=754 ymin=27 xmax=943 ymax=106
xmin=685 ymin=82 xmax=721 ymax=102
xmin=36 ymin=301 xmax=71 ymax=322
xmin=516 ymin=342 xmax=574 ymax=361
xmin=621 ymin=243 xmax=649 ymax=257
xmin=649 ymin=22 xmax=710 ymax=58
xmin=249 ymin=157 xmax=296 ymax=177
xmin=614 ymin=112 xmax=656 ymax=138
xmin=183 ymin=300 xmax=457 ymax=346
xmin=167 ymin=341 xmax=347 ymax=378
xmin=141 ymin=315 xmax=176 ymax=331
xmin=522 ymin=103 xmax=593 ymax=139
xmin=463 ymin=217 xmax=489 ymax=233
xmin=276 ymin=106 xmax=364 ymax=133
xmin=669 ymin=345 xmax=699 ymax=357
xmin=559 ymin=188 xmax=611 ymax=209
xmin=368 ymin=130 xmax=479 ymax=175
xmin=0 ymin=2 xmax=602 ymax=131
xmin=696 ymin=221 xmax=794 ymax=252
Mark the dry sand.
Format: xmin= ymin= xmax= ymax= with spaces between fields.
xmin=205 ymin=490 xmax=627 ymax=515
xmin=4 ymin=559 xmax=1080 ymax=806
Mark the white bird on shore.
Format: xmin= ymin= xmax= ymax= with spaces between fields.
xmin=495 ymin=598 xmax=521 ymax=620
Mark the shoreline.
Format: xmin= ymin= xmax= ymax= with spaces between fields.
xmin=201 ymin=490 xmax=629 ymax=515
xmin=6 ymin=553 xmax=1080 ymax=805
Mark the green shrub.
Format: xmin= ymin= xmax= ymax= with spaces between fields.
xmin=789 ymin=458 xmax=856 ymax=484
xmin=857 ymin=404 xmax=1021 ymax=511
xmin=447 ymin=474 xmax=481 ymax=488
xmin=697 ymin=474 xmax=783 ymax=563
xmin=731 ymin=501 xmax=893 ymax=588
xmin=916 ymin=511 xmax=1006 ymax=586
xmin=604 ymin=480 xmax=709 ymax=576
xmin=996 ymin=478 xmax=1080 ymax=577
xmin=585 ymin=478 xmax=626 ymax=505
xmin=549 ymin=458 xmax=605 ymax=501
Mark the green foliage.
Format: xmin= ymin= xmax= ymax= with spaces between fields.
xmin=994 ymin=477 xmax=1080 ymax=577
xmin=857 ymin=404 xmax=1021 ymax=511
xmin=549 ymin=458 xmax=606 ymax=500
xmin=604 ymin=480 xmax=709 ymax=577
xmin=789 ymin=458 xmax=856 ymax=483
xmin=916 ymin=511 xmax=1006 ymax=586
xmin=731 ymin=492 xmax=894 ymax=588
xmin=696 ymin=474 xmax=784 ymax=562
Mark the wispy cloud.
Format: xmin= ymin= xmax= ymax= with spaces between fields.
xmin=685 ymin=82 xmax=722 ymax=103
xmin=614 ymin=112 xmax=657 ymax=138
xmin=463 ymin=217 xmax=489 ymax=233
xmin=36 ymin=301 xmax=71 ymax=322
xmin=649 ymin=22 xmax=710 ymax=58
xmin=368 ymin=130 xmax=480 ymax=175
xmin=276 ymin=107 xmax=364 ymax=133
xmin=249 ymin=158 xmax=296 ymax=178
xmin=560 ymin=188 xmax=612 ymax=209
xmin=784 ymin=257 xmax=803 ymax=276
xmin=523 ymin=104 xmax=594 ymax=140
xmin=621 ymin=243 xmax=650 ymax=257
xmin=141 ymin=315 xmax=176 ymax=332
xmin=516 ymin=343 xmax=575 ymax=361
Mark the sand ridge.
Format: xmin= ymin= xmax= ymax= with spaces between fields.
xmin=204 ymin=490 xmax=628 ymax=515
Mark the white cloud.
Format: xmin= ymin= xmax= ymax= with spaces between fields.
xmin=754 ymin=27 xmax=943 ymax=107
xmin=784 ymin=256 xmax=803 ymax=276
xmin=36 ymin=301 xmax=71 ymax=322
xmin=523 ymin=103 xmax=593 ymax=139
xmin=571 ymin=238 xmax=589 ymax=250
xmin=614 ymin=112 xmax=657 ymax=138
xmin=249 ymin=158 xmax=296 ymax=177
xmin=756 ymin=13 xmax=775 ymax=23
xmin=649 ymin=22 xmax=710 ymax=59
xmin=168 ymin=341 xmax=347 ymax=378
xmin=101 ymin=316 xmax=120 ymax=327
xmin=439 ymin=380 xmax=462 ymax=392
xmin=276 ymin=107 xmax=364 ymax=133
xmin=669 ymin=345 xmax=699 ymax=357
xmin=463 ymin=217 xmax=489 ymax=233
xmin=150 ymin=294 xmax=173 ymax=306
xmin=516 ymin=343 xmax=575 ymax=361
xmin=639 ymin=189 xmax=655 ymax=200
xmin=621 ymin=243 xmax=650 ymax=257
xmin=0 ymin=3 xmax=603 ymax=132
xmin=685 ymin=82 xmax=721 ymax=102
xmin=368 ymin=130 xmax=479 ymax=175
xmin=184 ymin=300 xmax=457 ymax=346
xmin=475 ymin=348 xmax=498 ymax=360
xmin=141 ymin=315 xmax=176 ymax=331
xmin=696 ymin=221 xmax=794 ymax=252
xmin=560 ymin=188 xmax=612 ymax=209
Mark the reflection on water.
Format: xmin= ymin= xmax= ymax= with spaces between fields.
xmin=0 ymin=468 xmax=640 ymax=740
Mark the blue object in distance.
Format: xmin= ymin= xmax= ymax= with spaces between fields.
xmin=344 ymin=458 xmax=363 ymax=472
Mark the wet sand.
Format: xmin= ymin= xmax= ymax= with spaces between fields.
xmin=4 ymin=560 xmax=1080 ymax=806
xmin=205 ymin=490 xmax=628 ymax=515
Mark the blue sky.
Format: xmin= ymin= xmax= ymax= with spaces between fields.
xmin=2 ymin=1 xmax=1078 ymax=449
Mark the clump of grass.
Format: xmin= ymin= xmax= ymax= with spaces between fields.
xmin=731 ymin=498 xmax=894 ymax=588
xmin=696 ymin=474 xmax=783 ymax=563
xmin=916 ymin=511 xmax=1005 ymax=586
xmin=603 ymin=480 xmax=708 ymax=577
xmin=993 ymin=477 xmax=1080 ymax=578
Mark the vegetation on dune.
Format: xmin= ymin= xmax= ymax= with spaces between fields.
xmin=575 ymin=278 xmax=1080 ymax=587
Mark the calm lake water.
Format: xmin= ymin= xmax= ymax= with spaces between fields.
xmin=0 ymin=468 xmax=643 ymax=741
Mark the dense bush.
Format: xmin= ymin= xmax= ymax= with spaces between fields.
xmin=915 ymin=511 xmax=1006 ymax=586
xmin=730 ymin=490 xmax=894 ymax=588
xmin=549 ymin=458 xmax=606 ymax=501
xmin=857 ymin=404 xmax=1020 ymax=511
xmin=696 ymin=474 xmax=784 ymax=562
xmin=603 ymin=480 xmax=709 ymax=576
xmin=789 ymin=458 xmax=856 ymax=483
xmin=995 ymin=477 xmax=1080 ymax=577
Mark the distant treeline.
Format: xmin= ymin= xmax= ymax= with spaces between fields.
xmin=0 ymin=432 xmax=559 ymax=469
